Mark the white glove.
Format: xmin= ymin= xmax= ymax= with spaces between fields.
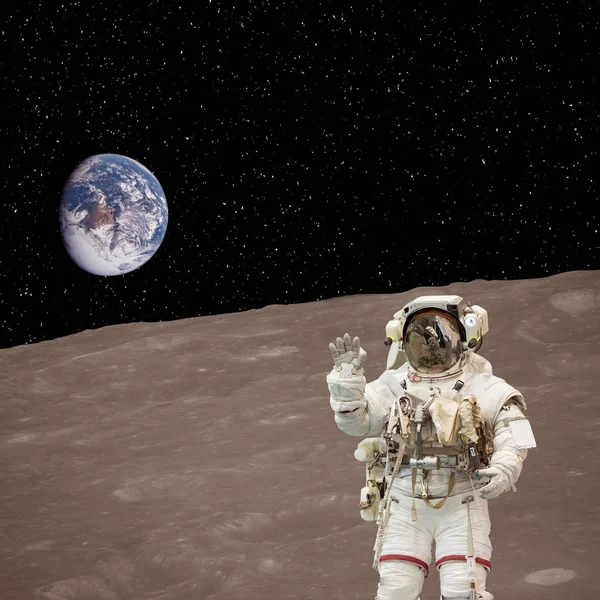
xmin=475 ymin=465 xmax=512 ymax=500
xmin=327 ymin=333 xmax=367 ymax=414
xmin=475 ymin=403 xmax=529 ymax=500
xmin=329 ymin=333 xmax=367 ymax=374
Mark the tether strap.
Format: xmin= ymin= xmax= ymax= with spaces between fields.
xmin=372 ymin=442 xmax=406 ymax=570
xmin=411 ymin=470 xmax=456 ymax=520
xmin=423 ymin=471 xmax=455 ymax=510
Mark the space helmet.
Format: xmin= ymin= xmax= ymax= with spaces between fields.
xmin=384 ymin=295 xmax=489 ymax=373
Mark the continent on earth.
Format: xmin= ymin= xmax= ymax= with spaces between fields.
xmin=84 ymin=196 xmax=115 ymax=230
xmin=59 ymin=154 xmax=168 ymax=276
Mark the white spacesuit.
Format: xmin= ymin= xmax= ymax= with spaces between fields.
xmin=327 ymin=295 xmax=536 ymax=600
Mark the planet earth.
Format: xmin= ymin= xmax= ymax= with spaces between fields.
xmin=59 ymin=153 xmax=168 ymax=276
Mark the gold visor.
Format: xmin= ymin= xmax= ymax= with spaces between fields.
xmin=404 ymin=311 xmax=463 ymax=374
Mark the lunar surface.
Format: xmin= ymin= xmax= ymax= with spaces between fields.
xmin=2 ymin=270 xmax=599 ymax=599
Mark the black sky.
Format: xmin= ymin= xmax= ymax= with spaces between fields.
xmin=1 ymin=1 xmax=598 ymax=349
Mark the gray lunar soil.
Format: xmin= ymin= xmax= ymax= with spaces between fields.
xmin=2 ymin=270 xmax=599 ymax=599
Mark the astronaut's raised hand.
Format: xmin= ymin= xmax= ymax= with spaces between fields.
xmin=475 ymin=466 xmax=512 ymax=500
xmin=329 ymin=333 xmax=367 ymax=375
xmin=327 ymin=333 xmax=368 ymax=417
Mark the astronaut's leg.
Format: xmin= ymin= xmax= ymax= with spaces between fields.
xmin=435 ymin=495 xmax=494 ymax=600
xmin=375 ymin=495 xmax=433 ymax=600
xmin=438 ymin=562 xmax=493 ymax=599
xmin=376 ymin=560 xmax=424 ymax=600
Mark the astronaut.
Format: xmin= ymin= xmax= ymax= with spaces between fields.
xmin=327 ymin=295 xmax=536 ymax=600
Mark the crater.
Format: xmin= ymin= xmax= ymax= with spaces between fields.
xmin=525 ymin=568 xmax=577 ymax=586
xmin=550 ymin=288 xmax=598 ymax=316
xmin=112 ymin=473 xmax=204 ymax=503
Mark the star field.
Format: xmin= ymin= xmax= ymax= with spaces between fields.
xmin=1 ymin=1 xmax=598 ymax=348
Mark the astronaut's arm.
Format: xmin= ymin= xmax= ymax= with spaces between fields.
xmin=327 ymin=363 xmax=396 ymax=437
xmin=477 ymin=398 xmax=535 ymax=500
